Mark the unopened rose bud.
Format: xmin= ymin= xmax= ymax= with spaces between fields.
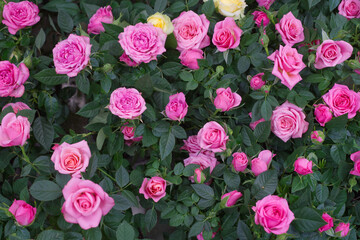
xmin=311 ymin=130 xmax=325 ymax=144
xmin=261 ymin=85 xmax=271 ymax=94
xmin=194 ymin=168 xmax=206 ymax=184
xmin=221 ymin=190 xmax=242 ymax=208
xmin=102 ymin=63 xmax=113 ymax=73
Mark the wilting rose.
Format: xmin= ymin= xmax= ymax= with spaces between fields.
xmin=147 ymin=12 xmax=174 ymax=35
xmin=139 ymin=176 xmax=167 ymax=202
xmin=338 ymin=0 xmax=360 ymax=19
xmin=197 ymin=121 xmax=229 ymax=153
xmin=335 ymin=222 xmax=350 ymax=237
xmin=350 ymin=150 xmax=360 ymax=176
xmin=0 ymin=61 xmax=29 ymax=98
xmin=179 ymin=48 xmax=204 ymax=70
xmin=232 ymin=152 xmax=248 ymax=172
xmin=180 ymin=135 xmax=214 ymax=157
xmin=214 ymin=87 xmax=242 ymax=112
xmin=212 ymin=17 xmax=242 ymax=52
xmin=318 ymin=213 xmax=334 ymax=232
xmin=87 ymin=6 xmax=113 ymax=34
xmin=252 ymin=11 xmax=270 ymax=28
xmin=0 ymin=112 xmax=30 ymax=147
xmin=250 ymin=73 xmax=266 ymax=90
xmin=314 ymin=40 xmax=353 ymax=69
xmin=294 ymin=157 xmax=313 ymax=175
xmin=221 ymin=190 xmax=242 ymax=207
xmin=314 ymin=104 xmax=332 ymax=126
xmin=275 ymin=12 xmax=304 ymax=46
xmin=2 ymin=102 xmax=30 ymax=113
xmin=9 ymin=199 xmax=36 ymax=226
xmin=256 ymin=0 xmax=275 ymax=9
xmin=165 ymin=92 xmax=188 ymax=121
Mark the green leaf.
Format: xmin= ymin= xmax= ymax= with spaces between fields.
xmin=122 ymin=190 xmax=139 ymax=207
xmin=171 ymin=126 xmax=187 ymax=139
xmin=237 ymin=220 xmax=252 ymax=240
xmin=169 ymin=2 xmax=186 ymax=12
xmin=260 ymin=101 xmax=272 ymax=120
xmin=145 ymin=208 xmax=157 ymax=232
xmin=58 ymin=10 xmax=74 ymax=33
xmin=100 ymin=76 xmax=112 ymax=93
xmin=316 ymin=184 xmax=329 ymax=203
xmin=75 ymin=74 xmax=90 ymax=94
xmin=179 ymin=71 xmax=193 ymax=82
xmin=34 ymin=69 xmax=68 ymax=85
xmin=33 ymin=117 xmax=54 ymax=151
xmin=103 ymin=23 xmax=123 ymax=38
xmin=254 ymin=121 xmax=271 ymax=143
xmin=159 ymin=131 xmax=175 ymax=160
xmin=186 ymin=80 xmax=198 ymax=90
xmin=35 ymin=28 xmax=46 ymax=50
xmin=142 ymin=128 xmax=158 ymax=147
xmin=251 ymin=170 xmax=278 ymax=199
xmin=224 ymin=170 xmax=240 ymax=189
xmin=82 ymin=3 xmax=99 ymax=18
xmin=329 ymin=0 xmax=341 ymax=11
xmin=96 ymin=128 xmax=106 ymax=150
xmin=115 ymin=166 xmax=129 ymax=187
xmin=307 ymin=0 xmax=321 ymax=9
xmin=191 ymin=184 xmax=214 ymax=199
xmin=201 ymin=0 xmax=215 ymax=17
xmin=188 ymin=222 xmax=204 ymax=238
xmin=116 ymin=221 xmax=135 ymax=240
xmin=37 ymin=230 xmax=64 ymax=240
xmin=330 ymin=145 xmax=345 ymax=164
xmin=162 ymin=62 xmax=182 ymax=76
xmin=17 ymin=109 xmax=36 ymax=124
xmin=77 ymin=101 xmax=102 ymax=118
xmin=134 ymin=74 xmax=153 ymax=98
xmin=291 ymin=176 xmax=307 ymax=193
xmin=237 ymin=56 xmax=250 ymax=74
xmin=292 ymin=207 xmax=326 ymax=232
xmin=174 ymin=163 xmax=184 ymax=175
xmin=30 ymin=180 xmax=62 ymax=201
xmin=154 ymin=0 xmax=167 ymax=12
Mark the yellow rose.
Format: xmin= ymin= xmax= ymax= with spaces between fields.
xmin=206 ymin=0 xmax=247 ymax=20
xmin=147 ymin=12 xmax=174 ymax=35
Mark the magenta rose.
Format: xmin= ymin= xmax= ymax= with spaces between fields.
xmin=61 ymin=177 xmax=115 ymax=230
xmin=314 ymin=40 xmax=353 ymax=69
xmin=214 ymin=87 xmax=242 ymax=112
xmin=294 ymin=157 xmax=313 ymax=175
xmin=181 ymin=135 xmax=214 ymax=157
xmin=338 ymin=0 xmax=360 ymax=19
xmin=9 ymin=199 xmax=36 ymax=226
xmin=2 ymin=1 xmax=40 ymax=35
xmin=250 ymin=73 xmax=266 ymax=90
xmin=121 ymin=124 xmax=142 ymax=146
xmin=232 ymin=152 xmax=248 ymax=172
xmin=118 ymin=23 xmax=167 ymax=64
xmin=318 ymin=213 xmax=334 ymax=232
xmin=0 ymin=61 xmax=29 ymax=98
xmin=109 ymin=87 xmax=147 ymax=119
xmin=212 ymin=17 xmax=242 ymax=52
xmin=53 ymin=34 xmax=91 ymax=77
xmin=251 ymin=150 xmax=275 ymax=176
xmin=87 ymin=6 xmax=113 ymax=34
xmin=275 ymin=12 xmax=304 ymax=46
xmin=256 ymin=0 xmax=275 ymax=9
xmin=252 ymin=11 xmax=270 ymax=28
xmin=51 ymin=140 xmax=91 ymax=175
xmin=268 ymin=45 xmax=306 ymax=90
xmin=314 ymin=104 xmax=333 ymax=126
xmin=139 ymin=176 xmax=167 ymax=202
xmin=165 ymin=92 xmax=188 ymax=121
xmin=197 ymin=121 xmax=229 ymax=153
xmin=172 ymin=11 xmax=210 ymax=52
xmin=119 ymin=53 xmax=139 ymax=67
xmin=221 ymin=190 xmax=242 ymax=207
xmin=2 ymin=102 xmax=30 ymax=113
xmin=179 ymin=48 xmax=204 ymax=70
xmin=249 ymin=112 xmax=266 ymax=130
xmin=335 ymin=223 xmax=350 ymax=237
xmin=0 ymin=112 xmax=30 ymax=147
xmin=252 ymin=195 xmax=295 ymax=235
xmin=271 ymin=101 xmax=309 ymax=142
xmin=350 ymin=151 xmax=360 ymax=176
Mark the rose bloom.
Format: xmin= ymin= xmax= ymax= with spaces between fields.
xmin=212 ymin=17 xmax=242 ymax=52
xmin=165 ymin=92 xmax=188 ymax=121
xmin=322 ymin=84 xmax=360 ymax=119
xmin=318 ymin=213 xmax=334 ymax=232
xmin=275 ymin=12 xmax=304 ymax=46
xmin=271 ymin=101 xmax=309 ymax=142
xmin=53 ymin=34 xmax=91 ymax=77
xmin=109 ymin=87 xmax=147 ymax=119
xmin=311 ymin=130 xmax=325 ymax=144
xmin=118 ymin=23 xmax=167 ymax=64
xmin=121 ymin=124 xmax=142 ymax=146
xmin=119 ymin=53 xmax=139 ymax=67
xmin=210 ymin=0 xmax=247 ymax=20
xmin=249 ymin=112 xmax=266 ymax=130
xmin=338 ymin=0 xmax=360 ymax=19
xmin=232 ymin=152 xmax=248 ymax=172
xmin=294 ymin=157 xmax=313 ymax=175
xmin=268 ymin=45 xmax=306 ymax=90
xmin=88 ymin=6 xmax=113 ymax=34
xmin=252 ymin=195 xmax=295 ymax=235
xmin=250 ymin=73 xmax=266 ymax=90
xmin=2 ymin=1 xmax=40 ymax=35
xmin=184 ymin=154 xmax=218 ymax=182
xmin=172 ymin=11 xmax=210 ymax=52
xmin=355 ymin=51 xmax=360 ymax=75
xmin=197 ymin=121 xmax=229 ymax=153
xmin=180 ymin=135 xmax=214 ymax=157
xmin=256 ymin=0 xmax=275 ymax=9
xmin=9 ymin=199 xmax=36 ymax=226
xmin=0 ymin=112 xmax=30 ymax=147
xmin=2 ymin=102 xmax=30 ymax=114
xmin=139 ymin=176 xmax=167 ymax=202
xmin=179 ymin=48 xmax=204 ymax=70
xmin=221 ymin=190 xmax=242 ymax=207
xmin=314 ymin=40 xmax=353 ymax=69
xmin=51 ymin=140 xmax=91 ymax=175
xmin=251 ymin=150 xmax=275 ymax=176
xmin=0 ymin=61 xmax=29 ymax=98
xmin=350 ymin=150 xmax=360 ymax=176
xmin=147 ymin=12 xmax=174 ymax=35
xmin=214 ymin=87 xmax=242 ymax=112
xmin=335 ymin=223 xmax=350 ymax=237
xmin=314 ymin=104 xmax=332 ymax=126
xmin=62 ymin=177 xmax=115 ymax=230
xmin=252 ymin=11 xmax=270 ymax=28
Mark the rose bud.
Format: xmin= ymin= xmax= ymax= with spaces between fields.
xmin=252 ymin=11 xmax=270 ymax=28
xmin=335 ymin=222 xmax=350 ymax=237
xmin=294 ymin=157 xmax=313 ymax=175
xmin=194 ymin=168 xmax=206 ymax=184
xmin=311 ymin=130 xmax=325 ymax=144
xmin=232 ymin=152 xmax=248 ymax=172
xmin=221 ymin=190 xmax=242 ymax=207
xmin=250 ymin=73 xmax=266 ymax=90
xmin=9 ymin=200 xmax=36 ymax=226
xmin=318 ymin=213 xmax=334 ymax=232
xmin=213 ymin=87 xmax=242 ymax=112
xmin=314 ymin=104 xmax=332 ymax=126
xmin=179 ymin=48 xmax=204 ymax=70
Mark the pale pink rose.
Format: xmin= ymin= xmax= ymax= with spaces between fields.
xmin=2 ymin=1 xmax=40 ymax=35
xmin=271 ymin=101 xmax=309 ymax=142
xmin=232 ymin=152 xmax=248 ymax=172
xmin=121 ymin=124 xmax=142 ymax=146
xmin=268 ymin=45 xmax=306 ymax=90
xmin=322 ymin=84 xmax=360 ymax=119
xmin=139 ymin=176 xmax=166 ymax=202
xmin=311 ymin=130 xmax=325 ymax=144
xmin=194 ymin=168 xmax=206 ymax=184
xmin=2 ymin=102 xmax=30 ymax=113
xmin=118 ymin=23 xmax=167 ymax=64
xmin=294 ymin=157 xmax=313 ymax=175
xmin=314 ymin=104 xmax=333 ymax=126
xmin=249 ymin=112 xmax=265 ymax=130
xmin=165 ymin=92 xmax=188 ymax=121
xmin=221 ymin=190 xmax=242 ymax=207
xmin=338 ymin=0 xmax=360 ymax=19
xmin=335 ymin=223 xmax=350 ymax=237
xmin=0 ymin=61 xmax=29 ymax=98
xmin=251 ymin=150 xmax=275 ymax=176
xmin=252 ymin=11 xmax=270 ymax=28
xmin=180 ymin=135 xmax=214 ymax=157
xmin=314 ymin=40 xmax=353 ymax=69
xmin=214 ymin=87 xmax=242 ymax=112
xmin=256 ymin=0 xmax=275 ymax=9
xmin=119 ymin=53 xmax=139 ymax=67
xmin=252 ymin=195 xmax=295 ymax=235
xmin=318 ymin=213 xmax=334 ymax=232
xmin=179 ymin=48 xmax=204 ymax=70
xmin=0 ymin=112 xmax=30 ymax=147
xmin=109 ymin=87 xmax=147 ymax=119
xmin=212 ymin=17 xmax=242 ymax=52
xmin=275 ymin=12 xmax=304 ymax=46
xmin=87 ymin=6 xmax=113 ymax=34
xmin=172 ymin=11 xmax=210 ymax=52
xmin=51 ymin=140 xmax=91 ymax=175
xmin=62 ymin=177 xmax=115 ymax=230
xmin=350 ymin=150 xmax=360 ymax=176
xmin=197 ymin=121 xmax=229 ymax=153
xmin=53 ymin=34 xmax=91 ymax=77
xmin=250 ymin=73 xmax=266 ymax=90
xmin=9 ymin=199 xmax=36 ymax=226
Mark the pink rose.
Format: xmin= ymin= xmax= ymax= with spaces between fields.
xmin=294 ymin=157 xmax=313 ymax=175
xmin=221 ymin=190 xmax=242 ymax=207
xmin=213 ymin=87 xmax=242 ymax=112
xmin=184 ymin=154 xmax=218 ymax=174
xmin=61 ymin=177 xmax=115 ymax=230
xmin=275 ymin=12 xmax=304 ymax=46
xmin=314 ymin=40 xmax=353 ymax=69
xmin=355 ymin=51 xmax=360 ymax=75
xmin=165 ymin=92 xmax=188 ymax=121
xmin=0 ymin=112 xmax=30 ymax=147
xmin=314 ymin=104 xmax=333 ymax=126
xmin=180 ymin=135 xmax=214 ymax=157
xmin=311 ymin=130 xmax=325 ymax=144
xmin=252 ymin=11 xmax=270 ymax=28
xmin=318 ymin=213 xmax=334 ymax=232
xmin=212 ymin=17 xmax=242 ymax=52
xmin=268 ymin=45 xmax=306 ymax=90
xmin=2 ymin=1 xmax=40 ymax=35
xmin=350 ymin=150 xmax=360 ymax=176
xmin=251 ymin=150 xmax=275 ymax=176
xmin=119 ymin=53 xmax=139 ymax=67
xmin=271 ymin=101 xmax=309 ymax=142
xmin=2 ymin=102 xmax=30 ymax=113
xmin=139 ymin=176 xmax=167 ymax=202
xmin=256 ymin=0 xmax=275 ymax=9
xmin=194 ymin=168 xmax=206 ymax=184
xmin=118 ymin=23 xmax=167 ymax=64
xmin=338 ymin=0 xmax=360 ymax=19
xmin=172 ymin=11 xmax=210 ymax=52
xmin=232 ymin=152 xmax=248 ymax=172
xmin=249 ymin=112 xmax=266 ymax=130
xmin=87 ymin=6 xmax=113 ymax=34
xmin=252 ymin=195 xmax=295 ymax=235
xmin=53 ymin=34 xmax=91 ymax=77
xmin=335 ymin=223 xmax=350 ymax=237
xmin=250 ymin=73 xmax=266 ymax=90
xmin=0 ymin=61 xmax=29 ymax=98
xmin=51 ymin=140 xmax=91 ymax=175
xmin=121 ymin=124 xmax=142 ymax=146
xmin=179 ymin=48 xmax=204 ymax=70
xmin=197 ymin=121 xmax=229 ymax=153
xmin=322 ymin=84 xmax=360 ymax=119
xmin=197 ymin=232 xmax=216 ymax=240
xmin=109 ymin=87 xmax=147 ymax=119
xmin=9 ymin=199 xmax=36 ymax=226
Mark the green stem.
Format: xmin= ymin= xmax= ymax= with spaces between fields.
xmin=98 ymin=168 xmax=117 ymax=182
xmin=20 ymin=146 xmax=40 ymax=174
